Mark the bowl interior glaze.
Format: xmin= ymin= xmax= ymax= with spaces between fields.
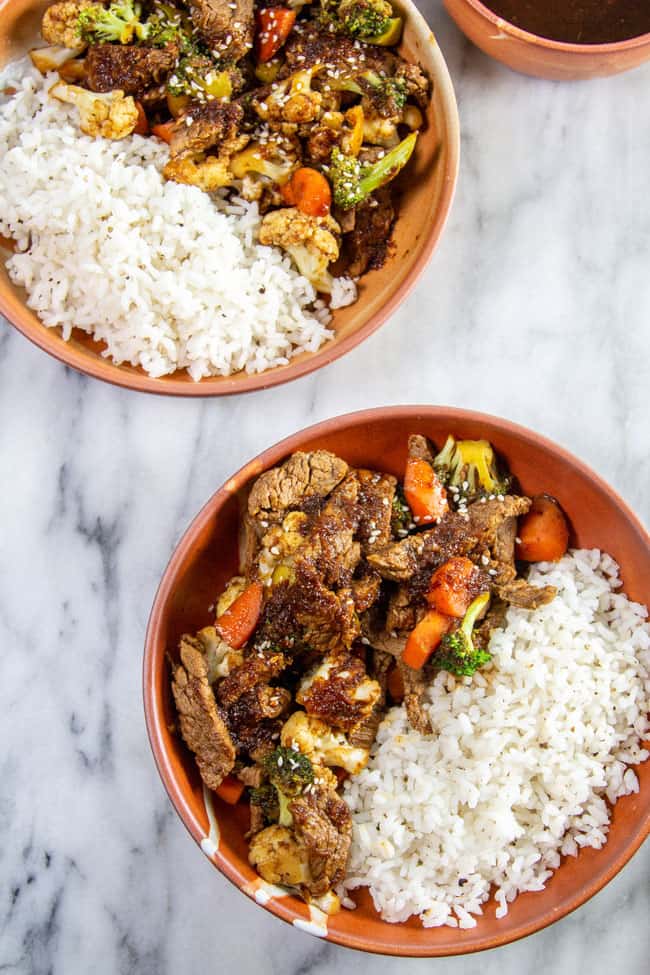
xmin=144 ymin=406 xmax=650 ymax=956
xmin=0 ymin=0 xmax=459 ymax=394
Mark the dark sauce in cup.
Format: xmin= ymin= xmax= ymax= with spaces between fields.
xmin=483 ymin=1 xmax=650 ymax=44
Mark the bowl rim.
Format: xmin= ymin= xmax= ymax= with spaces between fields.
xmin=455 ymin=0 xmax=650 ymax=53
xmin=143 ymin=404 xmax=650 ymax=955
xmin=0 ymin=1 xmax=460 ymax=396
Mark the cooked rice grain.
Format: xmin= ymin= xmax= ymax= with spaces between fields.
xmin=342 ymin=549 xmax=650 ymax=927
xmin=0 ymin=62 xmax=355 ymax=380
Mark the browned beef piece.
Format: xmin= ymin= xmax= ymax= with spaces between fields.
xmin=351 ymin=565 xmax=382 ymax=613
xmin=398 ymin=660 xmax=432 ymax=734
xmin=190 ymin=0 xmax=254 ymax=60
xmin=465 ymin=496 xmax=531 ymax=584
xmin=385 ymin=584 xmax=421 ymax=634
xmin=247 ymin=802 xmax=266 ymax=837
xmin=86 ymin=43 xmax=178 ymax=97
xmin=348 ymin=649 xmax=392 ymax=749
xmin=225 ymin=685 xmax=290 ymax=758
xmin=356 ymin=468 xmax=396 ymax=555
xmin=496 ymin=579 xmax=557 ymax=609
xmin=248 ymin=450 xmax=349 ymax=528
xmin=284 ymin=22 xmax=397 ymax=80
xmin=367 ymin=514 xmax=475 ymax=581
xmin=217 ymin=649 xmax=287 ymax=708
xmin=236 ymin=763 xmax=266 ymax=788
xmin=344 ymin=188 xmax=395 ymax=278
xmin=170 ymin=100 xmax=244 ymax=158
xmin=257 ymin=561 xmax=360 ymax=654
xmin=139 ymin=83 xmax=167 ymax=110
xmin=299 ymin=473 xmax=361 ymax=589
xmin=290 ymin=773 xmax=352 ymax=896
xmin=171 ymin=636 xmax=236 ymax=789
xmin=306 ymin=123 xmax=340 ymax=166
xmin=297 ymin=650 xmax=380 ymax=733
xmin=408 ymin=433 xmax=435 ymax=464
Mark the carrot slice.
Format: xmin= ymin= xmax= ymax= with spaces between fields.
xmin=403 ymin=456 xmax=448 ymax=525
xmin=402 ymin=610 xmax=452 ymax=670
xmin=215 ymin=775 xmax=245 ymax=804
xmin=151 ymin=120 xmax=175 ymax=144
xmin=427 ymin=556 xmax=481 ymax=618
xmin=386 ymin=665 xmax=405 ymax=703
xmin=516 ymin=495 xmax=569 ymax=562
xmin=215 ymin=581 xmax=264 ymax=649
xmin=256 ymin=7 xmax=296 ymax=63
xmin=286 ymin=167 xmax=332 ymax=218
xmin=133 ymin=100 xmax=149 ymax=136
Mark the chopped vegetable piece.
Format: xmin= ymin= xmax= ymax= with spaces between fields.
xmin=133 ymin=100 xmax=148 ymax=135
xmin=403 ymin=455 xmax=448 ymax=524
xmin=256 ymin=7 xmax=296 ymax=63
xmin=427 ymin=557 xmax=483 ymax=618
xmin=77 ymin=0 xmax=149 ymax=45
xmin=402 ymin=609 xmax=452 ymax=670
xmin=435 ymin=592 xmax=491 ymax=677
xmin=281 ymin=167 xmax=331 ymax=217
xmin=366 ymin=15 xmax=403 ymax=44
xmin=151 ymin=120 xmax=175 ymax=143
xmin=262 ymin=745 xmax=314 ymax=826
xmin=433 ymin=435 xmax=512 ymax=504
xmin=215 ymin=581 xmax=264 ymax=649
xmin=516 ymin=495 xmax=569 ymax=562
xmin=330 ymin=131 xmax=418 ymax=210
xmin=215 ymin=774 xmax=246 ymax=804
xmin=386 ymin=665 xmax=404 ymax=702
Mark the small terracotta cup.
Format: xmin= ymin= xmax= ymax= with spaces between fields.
xmin=443 ymin=0 xmax=650 ymax=79
xmin=0 ymin=0 xmax=459 ymax=395
xmin=144 ymin=406 xmax=650 ymax=956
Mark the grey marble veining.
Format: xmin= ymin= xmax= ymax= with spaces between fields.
xmin=1 ymin=1 xmax=649 ymax=971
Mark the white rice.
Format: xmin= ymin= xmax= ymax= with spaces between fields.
xmin=0 ymin=61 xmax=356 ymax=380
xmin=342 ymin=550 xmax=650 ymax=927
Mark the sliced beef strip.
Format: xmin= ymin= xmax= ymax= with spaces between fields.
xmin=298 ymin=472 xmax=362 ymax=589
xmin=170 ymin=99 xmax=244 ymax=159
xmin=385 ymin=584 xmax=421 ymax=634
xmin=348 ymin=649 xmax=392 ymax=749
xmin=356 ymin=468 xmax=397 ymax=555
xmin=397 ymin=660 xmax=431 ymax=734
xmin=236 ymin=763 xmax=267 ymax=788
xmin=496 ymin=579 xmax=557 ymax=610
xmin=407 ymin=433 xmax=435 ymax=465
xmin=247 ymin=802 xmax=267 ymax=838
xmin=216 ymin=649 xmax=287 ymax=708
xmin=289 ymin=773 xmax=352 ymax=897
xmin=247 ymin=450 xmax=349 ymax=529
xmin=189 ymin=0 xmax=254 ymax=61
xmin=465 ymin=495 xmax=531 ymax=584
xmin=344 ymin=188 xmax=395 ymax=278
xmin=85 ymin=43 xmax=178 ymax=97
xmin=367 ymin=513 xmax=475 ymax=581
xmin=284 ymin=22 xmax=399 ymax=82
xmin=171 ymin=636 xmax=236 ymax=789
xmin=350 ymin=565 xmax=382 ymax=613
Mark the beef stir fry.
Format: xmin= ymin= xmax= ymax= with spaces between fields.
xmin=31 ymin=0 xmax=432 ymax=294
xmin=170 ymin=434 xmax=569 ymax=911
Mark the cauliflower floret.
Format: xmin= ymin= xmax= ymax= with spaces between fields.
xmin=41 ymin=1 xmax=102 ymax=50
xmin=29 ymin=44 xmax=81 ymax=73
xmin=255 ymin=67 xmax=324 ymax=125
xmin=297 ymin=651 xmax=381 ymax=732
xmin=49 ymin=80 xmax=138 ymax=139
xmin=362 ymin=113 xmax=399 ymax=147
xmin=280 ymin=711 xmax=370 ymax=775
xmin=248 ymin=824 xmax=312 ymax=887
xmin=216 ymin=576 xmax=247 ymax=618
xmin=189 ymin=626 xmax=243 ymax=684
xmin=258 ymin=207 xmax=340 ymax=294
xmin=163 ymin=133 xmax=249 ymax=191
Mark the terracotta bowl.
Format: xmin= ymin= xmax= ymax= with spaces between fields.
xmin=443 ymin=0 xmax=650 ymax=80
xmin=0 ymin=0 xmax=459 ymax=395
xmin=144 ymin=406 xmax=650 ymax=955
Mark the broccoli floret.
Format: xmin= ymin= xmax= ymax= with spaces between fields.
xmin=249 ymin=783 xmax=280 ymax=822
xmin=260 ymin=746 xmax=314 ymax=826
xmin=321 ymin=0 xmax=395 ymax=41
xmin=77 ymin=0 xmax=149 ymax=44
xmin=329 ymin=131 xmax=417 ymax=210
xmin=167 ymin=55 xmax=233 ymax=99
xmin=338 ymin=0 xmax=392 ymax=39
xmin=391 ymin=486 xmax=412 ymax=535
xmin=435 ymin=592 xmax=492 ymax=677
xmin=145 ymin=2 xmax=195 ymax=50
xmin=433 ymin=435 xmax=512 ymax=505
xmin=368 ymin=75 xmax=407 ymax=114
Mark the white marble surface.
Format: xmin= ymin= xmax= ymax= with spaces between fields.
xmin=1 ymin=1 xmax=649 ymax=971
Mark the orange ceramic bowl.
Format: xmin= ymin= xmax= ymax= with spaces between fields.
xmin=144 ymin=406 xmax=650 ymax=955
xmin=443 ymin=0 xmax=650 ymax=79
xmin=0 ymin=0 xmax=459 ymax=395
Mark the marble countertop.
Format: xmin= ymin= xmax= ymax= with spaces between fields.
xmin=1 ymin=1 xmax=649 ymax=971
